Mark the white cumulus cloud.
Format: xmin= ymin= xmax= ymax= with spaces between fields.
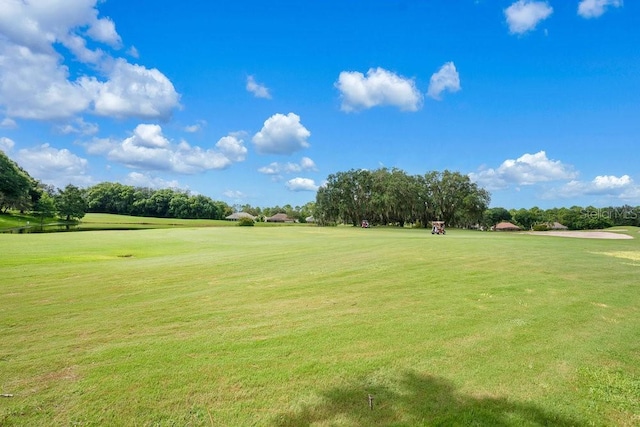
xmin=102 ymin=124 xmax=247 ymax=174
xmin=0 ymin=42 xmax=93 ymax=119
xmin=215 ymin=135 xmax=248 ymax=162
xmin=184 ymin=120 xmax=206 ymax=133
xmin=1 ymin=137 xmax=15 ymax=152
xmin=427 ymin=62 xmax=461 ymax=100
xmin=550 ymin=174 xmax=637 ymax=199
xmin=504 ymin=0 xmax=553 ymax=35
xmin=55 ymin=118 xmax=99 ymax=136
xmin=0 ymin=0 xmax=180 ymax=121
xmin=252 ymin=113 xmax=311 ymax=155
xmin=286 ymin=178 xmax=319 ymax=192
xmin=223 ymin=190 xmax=247 ymax=200
xmin=1 ymin=118 xmax=17 ymax=129
xmin=258 ymin=157 xmax=317 ymax=175
xmin=15 ymin=143 xmax=92 ymax=187
xmin=592 ymin=174 xmax=631 ymax=189
xmin=578 ymin=0 xmax=623 ymax=18
xmin=246 ymin=75 xmax=271 ymax=99
xmin=125 ymin=172 xmax=180 ymax=189
xmin=469 ymin=151 xmax=577 ymax=190
xmin=300 ymin=157 xmax=317 ymax=171
xmin=127 ymin=46 xmax=140 ymax=58
xmin=86 ymin=16 xmax=122 ymax=48
xmin=85 ymin=59 xmax=180 ymax=120
xmin=336 ymin=67 xmax=423 ymax=112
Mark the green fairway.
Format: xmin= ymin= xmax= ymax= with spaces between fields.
xmin=1 ymin=224 xmax=638 ymax=426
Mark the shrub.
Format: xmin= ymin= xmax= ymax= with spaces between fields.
xmin=237 ymin=217 xmax=254 ymax=226
xmin=532 ymin=224 xmax=549 ymax=231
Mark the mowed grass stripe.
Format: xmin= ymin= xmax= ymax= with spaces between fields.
xmin=1 ymin=225 xmax=638 ymax=425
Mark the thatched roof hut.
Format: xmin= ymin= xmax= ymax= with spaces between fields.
xmin=494 ymin=221 xmax=521 ymax=231
xmin=225 ymin=212 xmax=256 ymax=221
xmin=266 ymin=213 xmax=294 ymax=223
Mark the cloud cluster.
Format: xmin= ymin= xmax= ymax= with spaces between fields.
xmin=578 ymin=0 xmax=623 ymax=18
xmin=258 ymin=157 xmax=317 ymax=176
xmin=504 ymin=0 xmax=553 ymax=35
xmin=252 ymin=113 xmax=311 ymax=155
xmin=15 ymin=143 xmax=92 ymax=187
xmin=472 ymin=150 xmax=639 ymax=203
xmin=336 ymin=64 xmax=461 ymax=112
xmin=553 ymin=175 xmax=637 ymax=199
xmin=0 ymin=0 xmax=180 ymax=121
xmin=251 ymin=115 xmax=317 ymax=192
xmin=55 ymin=118 xmax=99 ymax=136
xmin=223 ymin=190 xmax=247 ymax=200
xmin=503 ymin=0 xmax=620 ymax=35
xmin=336 ymin=68 xmax=423 ymax=112
xmin=286 ymin=178 xmax=319 ymax=192
xmin=125 ymin=172 xmax=180 ymax=190
xmin=469 ymin=151 xmax=577 ymax=190
xmin=87 ymin=124 xmax=247 ymax=174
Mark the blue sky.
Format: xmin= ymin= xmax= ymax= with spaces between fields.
xmin=1 ymin=0 xmax=638 ymax=209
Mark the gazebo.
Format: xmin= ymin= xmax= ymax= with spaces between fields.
xmin=266 ymin=213 xmax=294 ymax=223
xmin=225 ymin=212 xmax=256 ymax=221
xmin=494 ymin=221 xmax=521 ymax=231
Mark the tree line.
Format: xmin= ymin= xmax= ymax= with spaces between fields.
xmin=483 ymin=205 xmax=640 ymax=230
xmin=1 ymin=150 xmax=315 ymax=223
xmin=314 ymin=168 xmax=491 ymax=227
xmin=85 ymin=182 xmax=231 ymax=219
xmin=1 ymin=151 xmax=86 ymax=223
xmin=3 ymin=150 xmax=638 ymax=229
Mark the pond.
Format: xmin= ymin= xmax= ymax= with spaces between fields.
xmin=1 ymin=224 xmax=82 ymax=234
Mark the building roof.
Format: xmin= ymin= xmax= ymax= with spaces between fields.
xmin=266 ymin=213 xmax=293 ymax=222
xmin=225 ymin=212 xmax=256 ymax=220
xmin=495 ymin=221 xmax=521 ymax=230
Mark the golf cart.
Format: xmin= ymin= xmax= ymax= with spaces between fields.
xmin=431 ymin=221 xmax=445 ymax=235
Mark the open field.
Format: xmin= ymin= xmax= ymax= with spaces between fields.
xmin=1 ymin=213 xmax=307 ymax=234
xmin=1 ymin=213 xmax=238 ymax=233
xmin=1 ymin=222 xmax=639 ymax=426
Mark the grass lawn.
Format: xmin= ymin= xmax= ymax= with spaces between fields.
xmin=1 ymin=222 xmax=638 ymax=426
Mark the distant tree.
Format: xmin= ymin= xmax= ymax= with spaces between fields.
xmin=482 ymin=207 xmax=511 ymax=228
xmin=430 ymin=170 xmax=490 ymax=227
xmin=0 ymin=150 xmax=33 ymax=212
xmin=315 ymin=168 xmax=490 ymax=227
xmin=33 ymin=192 xmax=56 ymax=227
xmin=240 ymin=204 xmax=262 ymax=216
xmin=85 ymin=182 xmax=136 ymax=215
xmin=55 ymin=184 xmax=87 ymax=221
xmin=299 ymin=201 xmax=315 ymax=222
xmin=512 ymin=208 xmax=542 ymax=230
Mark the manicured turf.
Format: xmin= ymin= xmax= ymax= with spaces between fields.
xmin=1 ymin=222 xmax=638 ymax=425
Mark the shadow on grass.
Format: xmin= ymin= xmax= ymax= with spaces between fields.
xmin=274 ymin=371 xmax=584 ymax=426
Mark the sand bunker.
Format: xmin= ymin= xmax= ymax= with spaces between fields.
xmin=527 ymin=231 xmax=632 ymax=239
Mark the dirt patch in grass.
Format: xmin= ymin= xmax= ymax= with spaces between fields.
xmin=595 ymin=251 xmax=640 ymax=262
